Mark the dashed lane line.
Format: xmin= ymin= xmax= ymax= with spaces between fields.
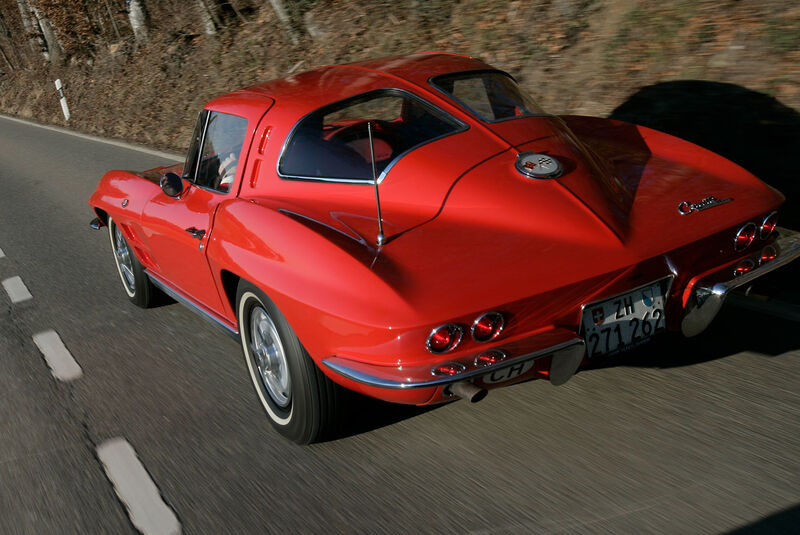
xmin=2 ymin=275 xmax=32 ymax=303
xmin=0 ymin=246 xmax=5 ymax=258
xmin=97 ymin=438 xmax=181 ymax=535
xmin=32 ymin=330 xmax=83 ymax=382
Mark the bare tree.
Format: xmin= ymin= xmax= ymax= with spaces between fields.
xmin=0 ymin=8 xmax=19 ymax=69
xmin=30 ymin=3 xmax=61 ymax=62
xmin=102 ymin=0 xmax=121 ymax=39
xmin=15 ymin=0 xmax=46 ymax=58
xmin=195 ymin=0 xmax=216 ymax=36
xmin=268 ymin=0 xmax=298 ymax=45
xmin=126 ymin=0 xmax=148 ymax=44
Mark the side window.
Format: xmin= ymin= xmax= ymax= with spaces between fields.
xmin=432 ymin=71 xmax=545 ymax=123
xmin=194 ymin=111 xmax=249 ymax=193
xmin=279 ymin=90 xmax=463 ymax=182
xmin=449 ymin=78 xmax=494 ymax=119
xmin=183 ymin=110 xmax=207 ymax=181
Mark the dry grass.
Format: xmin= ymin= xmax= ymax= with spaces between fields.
xmin=0 ymin=0 xmax=798 ymax=152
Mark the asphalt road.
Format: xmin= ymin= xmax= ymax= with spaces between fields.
xmin=0 ymin=115 xmax=798 ymax=534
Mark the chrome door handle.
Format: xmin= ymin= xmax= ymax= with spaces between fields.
xmin=185 ymin=227 xmax=206 ymax=240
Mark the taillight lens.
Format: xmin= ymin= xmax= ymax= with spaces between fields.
xmin=475 ymin=350 xmax=506 ymax=367
xmin=471 ymin=312 xmax=505 ymax=342
xmin=734 ymin=223 xmax=757 ymax=251
xmin=431 ymin=362 xmax=466 ymax=376
xmin=734 ymin=259 xmax=755 ymax=277
xmin=426 ymin=324 xmax=463 ymax=353
xmin=760 ymin=212 xmax=777 ymax=239
xmin=760 ymin=245 xmax=777 ymax=265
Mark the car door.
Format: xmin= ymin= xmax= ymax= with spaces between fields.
xmin=141 ymin=109 xmax=250 ymax=313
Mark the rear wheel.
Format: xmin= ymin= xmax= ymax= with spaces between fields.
xmin=237 ymin=281 xmax=341 ymax=444
xmin=108 ymin=217 xmax=155 ymax=308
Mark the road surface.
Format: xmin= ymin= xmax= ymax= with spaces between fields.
xmin=0 ymin=115 xmax=798 ymax=534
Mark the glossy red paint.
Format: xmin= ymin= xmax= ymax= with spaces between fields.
xmin=89 ymin=53 xmax=798 ymax=411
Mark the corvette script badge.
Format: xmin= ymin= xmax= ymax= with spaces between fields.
xmin=677 ymin=196 xmax=733 ymax=215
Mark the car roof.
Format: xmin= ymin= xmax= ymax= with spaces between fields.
xmin=206 ymin=53 xmax=495 ymax=115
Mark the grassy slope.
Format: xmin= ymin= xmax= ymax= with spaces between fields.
xmin=0 ymin=0 xmax=798 ymax=153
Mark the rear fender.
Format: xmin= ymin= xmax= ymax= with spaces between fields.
xmin=206 ymin=198 xmax=419 ymax=363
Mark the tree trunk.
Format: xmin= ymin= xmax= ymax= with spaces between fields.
xmin=195 ymin=0 xmax=216 ymax=36
xmin=103 ymin=0 xmax=121 ymax=39
xmin=0 ymin=11 xmax=19 ymax=69
xmin=268 ymin=0 xmax=299 ymax=45
xmin=16 ymin=0 xmax=46 ymax=58
xmin=30 ymin=4 xmax=62 ymax=63
xmin=228 ymin=0 xmax=246 ymax=24
xmin=127 ymin=0 xmax=149 ymax=44
xmin=0 ymin=44 xmax=14 ymax=71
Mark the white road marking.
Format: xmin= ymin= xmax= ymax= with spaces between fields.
xmin=0 ymin=246 xmax=5 ymax=258
xmin=97 ymin=438 xmax=181 ymax=535
xmin=2 ymin=275 xmax=32 ymax=303
xmin=0 ymin=114 xmax=182 ymax=161
xmin=32 ymin=330 xmax=83 ymax=381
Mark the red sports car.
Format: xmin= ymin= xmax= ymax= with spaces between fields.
xmin=89 ymin=53 xmax=800 ymax=443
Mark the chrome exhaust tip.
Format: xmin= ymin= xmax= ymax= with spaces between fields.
xmin=446 ymin=381 xmax=488 ymax=403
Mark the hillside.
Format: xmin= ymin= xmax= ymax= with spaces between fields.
xmin=0 ymin=0 xmax=798 ymax=166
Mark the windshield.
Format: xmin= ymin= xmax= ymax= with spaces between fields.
xmin=431 ymin=70 xmax=544 ymax=123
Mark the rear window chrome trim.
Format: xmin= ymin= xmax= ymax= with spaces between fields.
xmin=276 ymin=88 xmax=468 ymax=185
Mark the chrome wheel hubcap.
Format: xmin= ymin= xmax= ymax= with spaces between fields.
xmin=113 ymin=225 xmax=135 ymax=293
xmin=250 ymin=307 xmax=291 ymax=407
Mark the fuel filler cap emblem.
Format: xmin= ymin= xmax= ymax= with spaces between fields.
xmin=515 ymin=152 xmax=562 ymax=179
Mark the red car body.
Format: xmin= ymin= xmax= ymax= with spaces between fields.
xmin=89 ymin=53 xmax=800 ymax=442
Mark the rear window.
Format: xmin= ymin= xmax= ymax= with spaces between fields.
xmin=279 ymin=90 xmax=464 ymax=182
xmin=431 ymin=70 xmax=544 ymax=123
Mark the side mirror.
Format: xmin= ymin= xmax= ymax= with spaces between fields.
xmin=160 ymin=172 xmax=185 ymax=198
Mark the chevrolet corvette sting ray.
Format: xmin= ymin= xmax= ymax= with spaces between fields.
xmin=88 ymin=53 xmax=800 ymax=444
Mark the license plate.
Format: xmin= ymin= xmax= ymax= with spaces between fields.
xmin=580 ymin=279 xmax=669 ymax=358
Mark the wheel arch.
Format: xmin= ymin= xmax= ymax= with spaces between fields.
xmin=207 ymin=198 xmax=419 ymax=364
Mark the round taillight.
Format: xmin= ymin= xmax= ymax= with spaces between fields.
xmin=475 ymin=350 xmax=507 ymax=368
xmin=734 ymin=223 xmax=757 ymax=251
xmin=734 ymin=259 xmax=755 ymax=277
xmin=431 ymin=362 xmax=466 ymax=376
xmin=759 ymin=245 xmax=777 ymax=265
xmin=760 ymin=212 xmax=777 ymax=240
xmin=426 ymin=324 xmax=463 ymax=353
xmin=471 ymin=312 xmax=505 ymax=342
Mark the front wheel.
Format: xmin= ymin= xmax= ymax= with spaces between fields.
xmin=237 ymin=281 xmax=342 ymax=444
xmin=108 ymin=217 xmax=155 ymax=308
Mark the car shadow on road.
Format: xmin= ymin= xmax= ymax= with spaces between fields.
xmin=725 ymin=502 xmax=800 ymax=534
xmin=329 ymin=390 xmax=444 ymax=441
xmin=609 ymin=80 xmax=800 ymax=326
xmin=582 ymin=303 xmax=799 ymax=372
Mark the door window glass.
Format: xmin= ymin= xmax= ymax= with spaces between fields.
xmin=195 ymin=111 xmax=248 ymax=192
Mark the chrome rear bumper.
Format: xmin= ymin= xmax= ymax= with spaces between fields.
xmin=322 ymin=332 xmax=586 ymax=390
xmin=681 ymin=227 xmax=800 ymax=337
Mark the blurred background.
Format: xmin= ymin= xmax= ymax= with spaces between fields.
xmin=0 ymin=1 xmax=796 ymax=147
